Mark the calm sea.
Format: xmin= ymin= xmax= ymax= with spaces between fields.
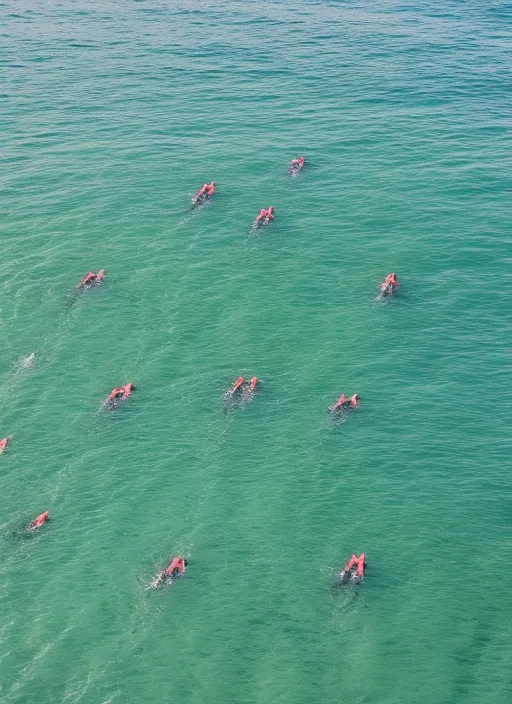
xmin=1 ymin=1 xmax=511 ymax=702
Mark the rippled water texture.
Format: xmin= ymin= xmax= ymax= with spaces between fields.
xmin=1 ymin=1 xmax=511 ymax=702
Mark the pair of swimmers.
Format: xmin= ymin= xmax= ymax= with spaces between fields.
xmin=227 ymin=376 xmax=258 ymax=402
xmin=102 ymin=376 xmax=259 ymax=411
xmin=75 ymin=269 xmax=398 ymax=301
xmin=192 ymin=181 xmax=271 ymax=224
xmin=20 ymin=514 xmax=187 ymax=590
xmin=20 ymin=511 xmax=184 ymax=581
xmin=149 ymin=551 xmax=366 ymax=590
xmin=193 ymin=155 xmax=304 ymax=208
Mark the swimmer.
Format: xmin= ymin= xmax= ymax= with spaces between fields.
xmin=339 ymin=553 xmax=366 ymax=584
xmin=77 ymin=269 xmax=105 ymax=290
xmin=0 ymin=436 xmax=11 ymax=453
xmin=289 ymin=156 xmax=305 ymax=176
xmin=379 ymin=272 xmax=398 ymax=297
xmin=228 ymin=376 xmax=245 ymax=398
xmin=66 ymin=271 xmax=105 ymax=307
xmin=254 ymin=206 xmax=275 ymax=228
xmin=26 ymin=511 xmax=49 ymax=531
xmin=192 ymin=181 xmax=215 ymax=205
xmin=241 ymin=376 xmax=258 ymax=401
xmin=104 ymin=383 xmax=135 ymax=409
xmin=329 ymin=393 xmax=359 ymax=412
xmin=150 ymin=556 xmax=188 ymax=588
xmin=165 ymin=556 xmax=187 ymax=580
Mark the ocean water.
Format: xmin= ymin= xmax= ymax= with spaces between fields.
xmin=1 ymin=1 xmax=511 ymax=702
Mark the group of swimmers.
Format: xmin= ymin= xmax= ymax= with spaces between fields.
xmin=174 ymin=158 xmax=374 ymax=586
xmin=2 ymin=156 xmax=402 ymax=586
xmin=190 ymin=158 xmax=305 ymax=229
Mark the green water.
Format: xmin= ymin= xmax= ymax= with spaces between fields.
xmin=1 ymin=1 xmax=511 ymax=702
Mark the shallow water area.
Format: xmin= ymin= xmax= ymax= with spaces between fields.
xmin=1 ymin=1 xmax=511 ymax=703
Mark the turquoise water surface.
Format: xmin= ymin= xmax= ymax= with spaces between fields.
xmin=1 ymin=1 xmax=511 ymax=702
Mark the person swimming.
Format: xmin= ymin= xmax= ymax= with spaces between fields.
xmin=150 ymin=556 xmax=188 ymax=588
xmin=254 ymin=207 xmax=274 ymax=228
xmin=25 ymin=511 xmax=49 ymax=531
xmin=339 ymin=553 xmax=366 ymax=584
xmin=104 ymin=383 xmax=135 ymax=409
xmin=289 ymin=156 xmax=305 ymax=176
xmin=329 ymin=393 xmax=359 ymax=412
xmin=379 ymin=272 xmax=398 ymax=297
xmin=241 ymin=376 xmax=258 ymax=401
xmin=77 ymin=269 xmax=105 ymax=290
xmin=0 ymin=436 xmax=11 ymax=453
xmin=228 ymin=376 xmax=245 ymax=397
xmin=192 ymin=181 xmax=215 ymax=205
xmin=165 ymin=556 xmax=187 ymax=579
xmin=65 ymin=271 xmax=105 ymax=308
